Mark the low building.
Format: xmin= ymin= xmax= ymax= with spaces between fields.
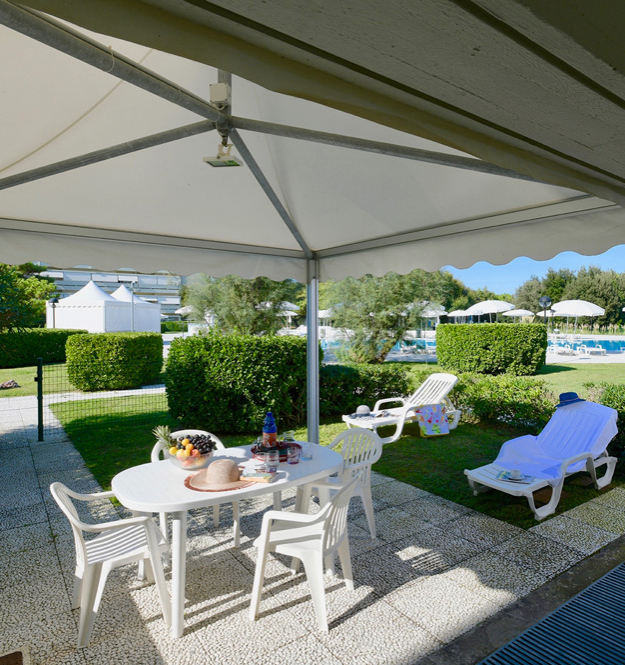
xmin=41 ymin=266 xmax=183 ymax=319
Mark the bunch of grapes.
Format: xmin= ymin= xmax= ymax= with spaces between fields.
xmin=176 ymin=433 xmax=217 ymax=455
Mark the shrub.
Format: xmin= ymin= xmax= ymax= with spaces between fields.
xmin=585 ymin=382 xmax=625 ymax=463
xmin=161 ymin=321 xmax=188 ymax=333
xmin=0 ymin=328 xmax=87 ymax=368
xmin=437 ymin=323 xmax=547 ymax=375
xmin=166 ymin=332 xmax=308 ymax=433
xmin=454 ymin=374 xmax=556 ymax=433
xmin=319 ymin=363 xmax=411 ymax=416
xmin=66 ymin=333 xmax=163 ymax=391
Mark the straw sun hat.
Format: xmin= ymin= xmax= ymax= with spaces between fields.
xmin=185 ymin=458 xmax=252 ymax=492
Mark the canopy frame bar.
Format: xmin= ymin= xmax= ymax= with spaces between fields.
xmin=230 ymin=129 xmax=313 ymax=259
xmin=0 ymin=122 xmax=214 ymax=191
xmin=0 ymin=217 xmax=305 ymax=258
xmin=0 ymin=0 xmax=224 ymax=123
xmin=231 ymin=117 xmax=537 ymax=182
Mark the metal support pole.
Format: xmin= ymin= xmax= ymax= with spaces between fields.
xmin=36 ymin=357 xmax=43 ymax=442
xmin=130 ymin=282 xmax=135 ymax=333
xmin=306 ymin=260 xmax=320 ymax=444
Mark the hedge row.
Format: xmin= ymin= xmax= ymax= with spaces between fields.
xmin=319 ymin=363 xmax=410 ymax=416
xmin=585 ymin=382 xmax=625 ymax=461
xmin=0 ymin=328 xmax=87 ymax=368
xmin=161 ymin=321 xmax=188 ymax=333
xmin=437 ymin=323 xmax=547 ymax=375
xmin=166 ymin=333 xmax=308 ymax=433
xmin=66 ymin=332 xmax=163 ymax=391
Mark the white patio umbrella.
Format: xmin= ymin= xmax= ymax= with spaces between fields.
xmin=502 ymin=308 xmax=534 ymax=320
xmin=465 ymin=300 xmax=514 ymax=322
xmin=551 ymin=299 xmax=605 ymax=333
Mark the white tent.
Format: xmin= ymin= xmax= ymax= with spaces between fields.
xmin=111 ymin=284 xmax=161 ymax=332
xmin=47 ymin=280 xmax=130 ymax=333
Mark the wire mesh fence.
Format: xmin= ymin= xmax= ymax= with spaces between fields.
xmin=41 ymin=361 xmax=167 ymax=441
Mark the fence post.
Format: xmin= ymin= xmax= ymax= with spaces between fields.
xmin=36 ymin=357 xmax=43 ymax=442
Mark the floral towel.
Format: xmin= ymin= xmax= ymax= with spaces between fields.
xmin=415 ymin=404 xmax=449 ymax=437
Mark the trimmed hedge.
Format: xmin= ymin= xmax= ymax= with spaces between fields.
xmin=437 ymin=323 xmax=547 ymax=375
xmin=161 ymin=321 xmax=188 ymax=333
xmin=0 ymin=328 xmax=87 ymax=368
xmin=166 ymin=333 xmax=308 ymax=433
xmin=66 ymin=332 xmax=163 ymax=391
xmin=585 ymin=382 xmax=625 ymax=462
xmin=319 ymin=363 xmax=411 ymax=416
xmin=454 ymin=373 xmax=556 ymax=433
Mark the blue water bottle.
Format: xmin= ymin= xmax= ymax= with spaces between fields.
xmin=262 ymin=412 xmax=277 ymax=448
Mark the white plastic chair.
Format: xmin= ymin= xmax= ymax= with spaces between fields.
xmin=304 ymin=428 xmax=382 ymax=539
xmin=250 ymin=474 xmax=360 ymax=631
xmin=342 ymin=372 xmax=460 ymax=443
xmin=153 ymin=429 xmax=241 ymax=547
xmin=50 ymin=482 xmax=171 ymax=648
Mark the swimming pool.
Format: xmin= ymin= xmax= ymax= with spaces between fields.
xmin=549 ymin=336 xmax=625 ymax=353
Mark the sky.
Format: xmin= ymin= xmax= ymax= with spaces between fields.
xmin=443 ymin=244 xmax=625 ymax=296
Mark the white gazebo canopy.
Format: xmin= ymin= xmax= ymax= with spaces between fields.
xmin=5 ymin=2 xmax=625 ymax=440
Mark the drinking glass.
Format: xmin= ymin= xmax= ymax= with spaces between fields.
xmin=265 ymin=449 xmax=279 ymax=473
xmin=300 ymin=443 xmax=313 ymax=461
xmin=287 ymin=445 xmax=300 ymax=464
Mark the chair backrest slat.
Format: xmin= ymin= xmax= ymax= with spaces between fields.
xmin=331 ymin=429 xmax=383 ymax=480
xmin=406 ymin=373 xmax=457 ymax=407
xmin=322 ymin=474 xmax=360 ymax=554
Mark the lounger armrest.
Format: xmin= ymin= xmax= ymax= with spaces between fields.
xmin=373 ymin=396 xmax=406 ymax=411
xmin=559 ymin=452 xmax=595 ymax=476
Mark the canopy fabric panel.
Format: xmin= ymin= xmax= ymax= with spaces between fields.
xmin=2 ymin=5 xmax=625 ymax=281
xmin=17 ymin=0 xmax=625 ymax=207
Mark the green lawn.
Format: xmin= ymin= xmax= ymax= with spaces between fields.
xmin=0 ymin=361 xmax=167 ymax=398
xmin=0 ymin=364 xmax=47 ymax=397
xmin=534 ymin=362 xmax=625 ymax=395
xmin=51 ymin=393 xmax=620 ymax=530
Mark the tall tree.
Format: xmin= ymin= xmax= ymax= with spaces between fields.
xmin=562 ymin=266 xmax=625 ymax=327
xmin=541 ymin=268 xmax=575 ymax=304
xmin=514 ymin=276 xmax=543 ymax=313
xmin=183 ymin=274 xmax=303 ymax=335
xmin=327 ymin=269 xmax=448 ymax=363
xmin=0 ymin=262 xmax=56 ymax=331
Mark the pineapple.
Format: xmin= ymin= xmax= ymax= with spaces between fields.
xmin=152 ymin=425 xmax=173 ymax=450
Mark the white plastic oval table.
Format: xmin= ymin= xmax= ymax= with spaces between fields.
xmin=112 ymin=444 xmax=343 ymax=637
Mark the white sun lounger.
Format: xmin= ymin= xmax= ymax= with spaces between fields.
xmin=465 ymin=400 xmax=617 ymax=520
xmin=342 ymin=372 xmax=460 ymax=444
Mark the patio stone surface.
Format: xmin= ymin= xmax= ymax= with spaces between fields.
xmin=529 ymin=515 xmax=618 ymax=555
xmin=3 ymin=392 xmax=625 ymax=664
xmin=564 ymin=499 xmax=625 ymax=534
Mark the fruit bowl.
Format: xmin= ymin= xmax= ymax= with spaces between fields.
xmin=167 ymin=448 xmax=213 ymax=471
xmin=162 ymin=432 xmax=218 ymax=471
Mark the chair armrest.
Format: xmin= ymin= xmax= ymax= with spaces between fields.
xmin=559 ymin=452 xmax=595 ymax=476
xmin=81 ymin=514 xmax=155 ymax=534
xmin=60 ymin=487 xmax=116 ymax=502
xmin=262 ymin=509 xmax=322 ymax=526
xmin=373 ymin=397 xmax=406 ymax=411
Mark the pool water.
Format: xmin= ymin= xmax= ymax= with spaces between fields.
xmin=549 ymin=337 xmax=625 ymax=353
